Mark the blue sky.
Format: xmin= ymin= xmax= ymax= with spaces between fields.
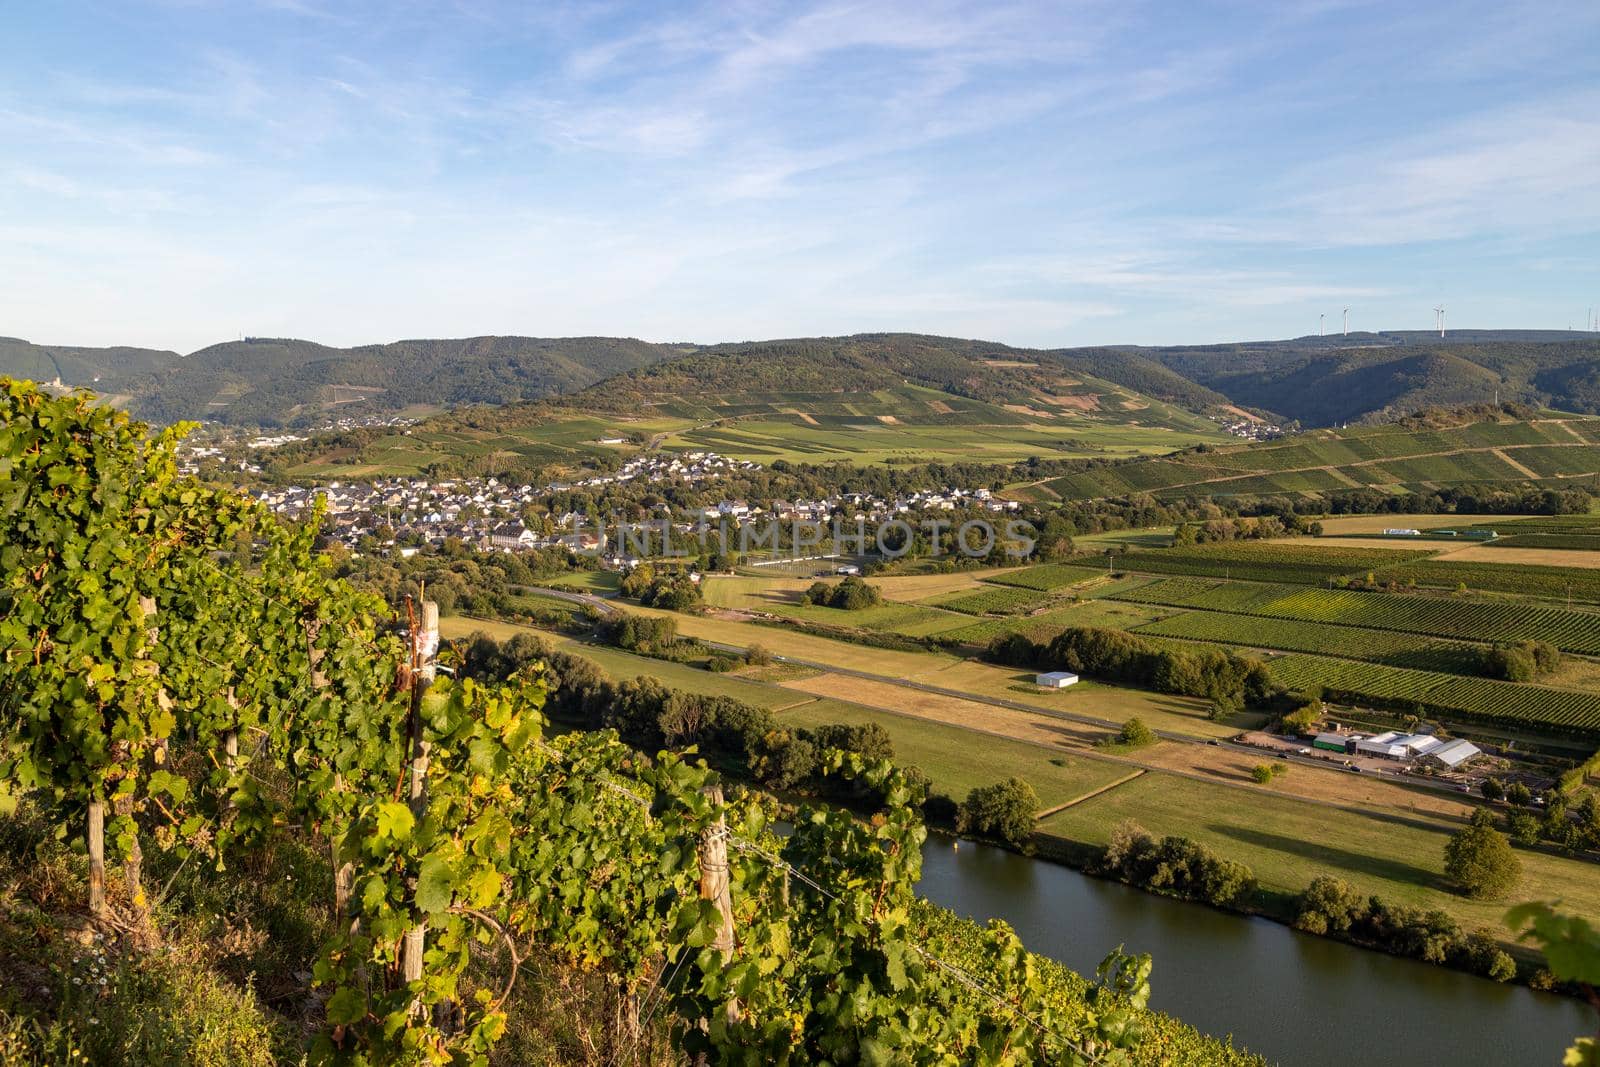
xmin=2 ymin=0 xmax=1597 ymax=352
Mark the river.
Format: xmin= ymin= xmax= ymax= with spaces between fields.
xmin=916 ymin=835 xmax=1590 ymax=1067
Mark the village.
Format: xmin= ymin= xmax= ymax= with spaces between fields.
xmin=247 ymin=448 xmax=1020 ymax=562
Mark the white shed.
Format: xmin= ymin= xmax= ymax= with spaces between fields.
xmin=1036 ymin=671 xmax=1079 ymax=689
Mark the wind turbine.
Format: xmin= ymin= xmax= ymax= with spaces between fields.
xmin=1342 ymin=307 xmax=1350 ymax=335
xmin=1434 ymin=305 xmax=1446 ymax=337
xmin=1319 ymin=313 xmax=1325 ymax=337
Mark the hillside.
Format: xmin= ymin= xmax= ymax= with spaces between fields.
xmin=0 ymin=335 xmax=675 ymax=426
xmin=1134 ymin=332 xmax=1600 ymax=426
xmin=286 ymin=335 xmax=1232 ymax=477
xmin=8 ymin=327 xmax=1600 ymax=430
xmin=1015 ymin=411 xmax=1600 ymax=502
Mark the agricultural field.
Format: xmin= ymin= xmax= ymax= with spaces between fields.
xmin=776 ymin=698 xmax=1131 ymax=808
xmin=1490 ymin=533 xmax=1600 ymax=552
xmin=938 ymin=599 xmax=1173 ymax=646
xmin=1094 ymin=541 xmax=1434 ymax=585
xmin=1114 ymin=577 xmax=1600 ymax=654
xmin=1132 ymin=611 xmax=1486 ymax=674
xmin=1309 ymin=514 xmax=1543 ymax=535
xmin=1265 ymin=653 xmax=1600 ymax=735
xmin=925 ymin=585 xmax=1053 ymax=615
xmin=1020 ymin=417 xmax=1600 ymax=501
xmin=984 ymin=563 xmax=1128 ymax=591
xmin=1372 ymin=558 xmax=1600 ymax=602
xmin=299 ymin=376 xmax=1231 ymax=474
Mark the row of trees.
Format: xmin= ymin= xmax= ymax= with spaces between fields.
xmin=988 ymin=626 xmax=1278 ymax=707
xmin=1294 ymin=876 xmax=1517 ymax=981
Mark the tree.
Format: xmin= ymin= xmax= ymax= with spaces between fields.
xmin=957 ymin=778 xmax=1039 ymax=848
xmin=1104 ymin=718 xmax=1156 ymax=750
xmin=1505 ymin=781 xmax=1533 ymax=807
xmin=1250 ymin=763 xmax=1287 ymax=785
xmin=1444 ymin=810 xmax=1522 ymax=899
xmin=1479 ymin=778 xmax=1504 ymax=802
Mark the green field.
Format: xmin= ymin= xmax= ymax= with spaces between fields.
xmin=1039 ymin=773 xmax=1600 ymax=934
xmin=295 ymin=379 xmax=1230 ymax=475
xmin=1264 ymin=653 xmax=1600 ymax=734
xmin=984 ymin=563 xmax=1124 ymax=591
xmin=1132 ymin=610 xmax=1486 ymax=673
xmin=1097 ymin=542 xmax=1436 ymax=585
xmin=926 ymin=585 xmax=1053 ymax=615
xmin=1025 ymin=417 xmax=1600 ymax=501
xmin=1116 ymin=577 xmax=1600 ymax=654
xmin=1373 ymin=558 xmax=1600 ymax=602
xmin=777 ymin=699 xmax=1132 ymax=808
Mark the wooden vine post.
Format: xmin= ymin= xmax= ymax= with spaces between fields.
xmin=307 ymin=615 xmax=354 ymax=921
xmin=87 ymin=801 xmax=105 ymax=917
xmin=696 ymin=784 xmax=740 ymax=1038
xmin=400 ymin=599 xmax=439 ymax=991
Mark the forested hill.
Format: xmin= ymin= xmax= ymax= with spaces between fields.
xmin=0 ymin=335 xmax=676 ymax=426
xmin=1132 ymin=332 xmax=1600 ymax=427
xmin=5 ymin=327 xmax=1599 ymax=429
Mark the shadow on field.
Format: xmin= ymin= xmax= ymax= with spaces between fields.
xmin=1209 ymin=824 xmax=1441 ymax=888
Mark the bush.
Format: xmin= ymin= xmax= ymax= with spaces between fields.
xmin=956 ymin=778 xmax=1039 ymax=848
xmin=745 ymin=643 xmax=773 ymax=667
xmin=1099 ymin=718 xmax=1156 ymax=750
xmin=1444 ymin=810 xmax=1522 ymax=899
xmin=1250 ymin=763 xmax=1287 ymax=785
xmin=1099 ymin=821 xmax=1255 ymax=908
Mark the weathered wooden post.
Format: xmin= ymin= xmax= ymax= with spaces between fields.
xmin=695 ymin=783 xmax=740 ymax=1049
xmin=87 ymin=801 xmax=105 ymax=916
xmin=307 ymin=616 xmax=354 ymax=921
xmin=400 ymin=599 xmax=439 ymax=995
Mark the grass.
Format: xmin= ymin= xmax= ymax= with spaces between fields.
xmin=776 ymin=699 xmax=1131 ymax=809
xmin=1038 ymin=773 xmax=1600 ymax=935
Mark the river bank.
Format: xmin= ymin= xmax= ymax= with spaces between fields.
xmin=918 ymin=832 xmax=1591 ymax=1067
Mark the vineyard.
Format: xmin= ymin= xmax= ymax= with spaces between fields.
xmin=1116 ymin=578 xmax=1600 ymax=655
xmin=1371 ymin=558 xmax=1600 ymax=603
xmin=1131 ymin=612 xmax=1485 ymax=674
xmin=1087 ymin=543 xmax=1434 ymax=585
xmin=0 ymin=382 xmax=1256 ymax=1064
xmin=984 ymin=564 xmax=1113 ymax=591
xmin=1262 ymin=654 xmax=1600 ymax=736
xmin=930 ymin=586 xmax=1053 ymax=616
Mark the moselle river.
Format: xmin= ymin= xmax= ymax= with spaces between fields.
xmin=916 ymin=836 xmax=1590 ymax=1067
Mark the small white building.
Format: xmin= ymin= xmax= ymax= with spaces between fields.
xmin=1036 ymin=671 xmax=1079 ymax=689
xmin=1383 ymin=528 xmax=1422 ymax=536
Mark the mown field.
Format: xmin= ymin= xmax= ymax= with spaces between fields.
xmin=777 ymin=698 xmax=1131 ymax=809
xmin=1038 ymin=773 xmax=1600 ymax=936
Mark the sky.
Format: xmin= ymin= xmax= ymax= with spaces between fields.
xmin=2 ymin=0 xmax=1598 ymax=353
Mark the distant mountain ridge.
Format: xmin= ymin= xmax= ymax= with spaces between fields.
xmin=3 ymin=328 xmax=1596 ymax=428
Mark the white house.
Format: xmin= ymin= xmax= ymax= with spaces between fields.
xmin=1035 ymin=671 xmax=1079 ymax=689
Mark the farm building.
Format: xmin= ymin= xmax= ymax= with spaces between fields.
xmin=1355 ymin=731 xmax=1443 ymax=761
xmin=1035 ymin=671 xmax=1079 ymax=689
xmin=1422 ymin=738 xmax=1483 ymax=770
xmin=1313 ymin=732 xmax=1357 ymax=754
xmin=1383 ymin=528 xmax=1421 ymax=536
